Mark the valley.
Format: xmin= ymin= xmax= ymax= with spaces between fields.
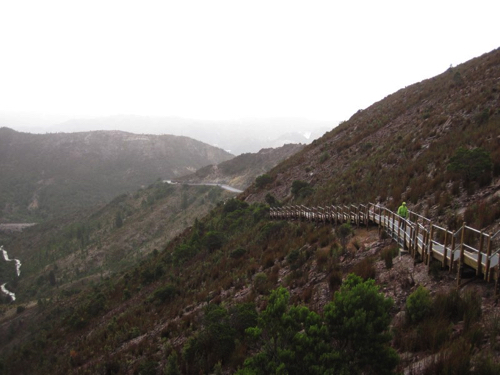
xmin=0 ymin=48 xmax=499 ymax=374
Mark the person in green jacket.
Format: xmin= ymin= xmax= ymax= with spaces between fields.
xmin=397 ymin=202 xmax=408 ymax=229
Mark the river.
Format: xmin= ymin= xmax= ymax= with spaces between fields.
xmin=1 ymin=245 xmax=21 ymax=302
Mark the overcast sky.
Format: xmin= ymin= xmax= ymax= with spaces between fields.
xmin=0 ymin=0 xmax=499 ymax=123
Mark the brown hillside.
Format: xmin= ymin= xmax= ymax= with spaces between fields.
xmin=176 ymin=143 xmax=305 ymax=190
xmin=244 ymin=48 xmax=500 ymax=231
xmin=2 ymin=49 xmax=500 ymax=375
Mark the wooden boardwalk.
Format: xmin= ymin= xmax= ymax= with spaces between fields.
xmin=270 ymin=204 xmax=500 ymax=289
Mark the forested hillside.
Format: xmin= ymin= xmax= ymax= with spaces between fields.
xmin=0 ymin=129 xmax=232 ymax=221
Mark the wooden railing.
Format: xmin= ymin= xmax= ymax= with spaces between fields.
xmin=270 ymin=203 xmax=500 ymax=289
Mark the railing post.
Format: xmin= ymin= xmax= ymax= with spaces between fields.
xmin=427 ymin=223 xmax=434 ymax=267
xmin=377 ymin=206 xmax=381 ymax=236
xmin=415 ymin=223 xmax=421 ymax=259
xmin=391 ymin=211 xmax=395 ymax=239
xmin=485 ymin=234 xmax=492 ymax=281
xmin=404 ymin=219 xmax=408 ymax=251
xmin=495 ymin=263 xmax=500 ymax=296
xmin=365 ymin=205 xmax=369 ymax=228
xmin=477 ymin=231 xmax=484 ymax=276
xmin=449 ymin=232 xmax=456 ymax=273
xmin=421 ymin=225 xmax=427 ymax=263
xmin=457 ymin=222 xmax=466 ymax=287
xmin=442 ymin=229 xmax=449 ymax=268
xmin=397 ymin=214 xmax=401 ymax=246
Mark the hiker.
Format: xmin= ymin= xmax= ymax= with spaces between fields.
xmin=397 ymin=202 xmax=408 ymax=230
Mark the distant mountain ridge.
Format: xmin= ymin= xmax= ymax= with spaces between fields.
xmin=176 ymin=143 xmax=305 ymax=190
xmin=0 ymin=128 xmax=232 ymax=221
xmin=1 ymin=114 xmax=332 ymax=155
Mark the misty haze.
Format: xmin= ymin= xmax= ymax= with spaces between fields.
xmin=1 ymin=1 xmax=500 ymax=374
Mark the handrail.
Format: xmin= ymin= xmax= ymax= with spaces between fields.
xmin=465 ymin=225 xmax=482 ymax=235
xmin=269 ymin=204 xmax=499 ymax=282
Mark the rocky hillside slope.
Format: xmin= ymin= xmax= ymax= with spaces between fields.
xmin=0 ymin=129 xmax=232 ymax=221
xmin=1 ymin=48 xmax=500 ymax=374
xmin=176 ymin=143 xmax=304 ymax=190
xmin=244 ymin=48 xmax=500 ymax=232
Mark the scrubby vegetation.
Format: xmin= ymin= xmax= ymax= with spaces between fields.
xmin=2 ymin=48 xmax=500 ymax=375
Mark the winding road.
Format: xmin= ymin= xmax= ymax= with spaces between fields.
xmin=164 ymin=180 xmax=243 ymax=193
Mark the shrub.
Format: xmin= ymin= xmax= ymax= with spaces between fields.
xmin=229 ymin=303 xmax=258 ymax=337
xmin=328 ymin=269 xmax=343 ymax=291
xmin=150 ymin=284 xmax=178 ymax=304
xmin=316 ymin=248 xmax=329 ymax=269
xmin=291 ymin=180 xmax=313 ymax=198
xmin=255 ymin=174 xmax=273 ymax=188
xmin=424 ymin=338 xmax=471 ymax=375
xmin=336 ymin=222 xmax=353 ymax=252
xmin=432 ymin=289 xmax=463 ymax=322
xmin=230 ymin=247 xmax=246 ymax=259
xmin=253 ymin=273 xmax=269 ymax=294
xmin=417 ymin=317 xmax=452 ymax=352
xmin=165 ymin=352 xmax=181 ymax=375
xmin=203 ymin=231 xmax=224 ymax=252
xmin=381 ymin=246 xmax=399 ymax=269
xmin=462 ymin=290 xmax=482 ymax=331
xmin=319 ymin=151 xmax=329 ymax=163
xmin=324 ymin=274 xmax=399 ymax=374
xmin=351 ymin=258 xmax=376 ymax=280
xmin=223 ymin=199 xmax=248 ymax=214
xmin=173 ymin=244 xmax=197 ymax=264
xmin=447 ymin=146 xmax=492 ymax=184
xmin=264 ymin=193 xmax=278 ymax=207
xmin=406 ymin=285 xmax=432 ymax=323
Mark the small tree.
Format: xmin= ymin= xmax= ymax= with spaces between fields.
xmin=324 ymin=274 xmax=398 ymax=374
xmin=447 ymin=147 xmax=492 ymax=185
xmin=264 ymin=193 xmax=278 ymax=207
xmin=291 ymin=180 xmax=313 ymax=198
xmin=336 ymin=222 xmax=353 ymax=253
xmin=255 ymin=174 xmax=273 ymax=188
xmin=406 ymin=285 xmax=432 ymax=323
xmin=242 ymin=287 xmax=331 ymax=374
xmin=203 ymin=231 xmax=224 ymax=252
xmin=165 ymin=352 xmax=181 ymax=375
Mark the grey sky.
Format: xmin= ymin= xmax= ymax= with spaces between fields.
xmin=0 ymin=0 xmax=499 ymax=123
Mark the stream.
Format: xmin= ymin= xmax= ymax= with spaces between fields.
xmin=1 ymin=245 xmax=21 ymax=302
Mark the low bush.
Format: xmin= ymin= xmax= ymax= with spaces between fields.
xmin=255 ymin=174 xmax=273 ymax=188
xmin=351 ymin=258 xmax=376 ymax=280
xmin=230 ymin=248 xmax=246 ymax=259
xmin=406 ymin=285 xmax=432 ymax=324
xmin=381 ymin=245 xmax=399 ymax=269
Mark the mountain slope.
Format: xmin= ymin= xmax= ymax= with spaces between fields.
xmin=1 ymin=48 xmax=500 ymax=374
xmin=244 ymin=48 xmax=500 ymax=228
xmin=0 ymin=129 xmax=233 ymax=221
xmin=0 ymin=144 xmax=304 ymax=303
xmin=176 ymin=143 xmax=305 ymax=190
